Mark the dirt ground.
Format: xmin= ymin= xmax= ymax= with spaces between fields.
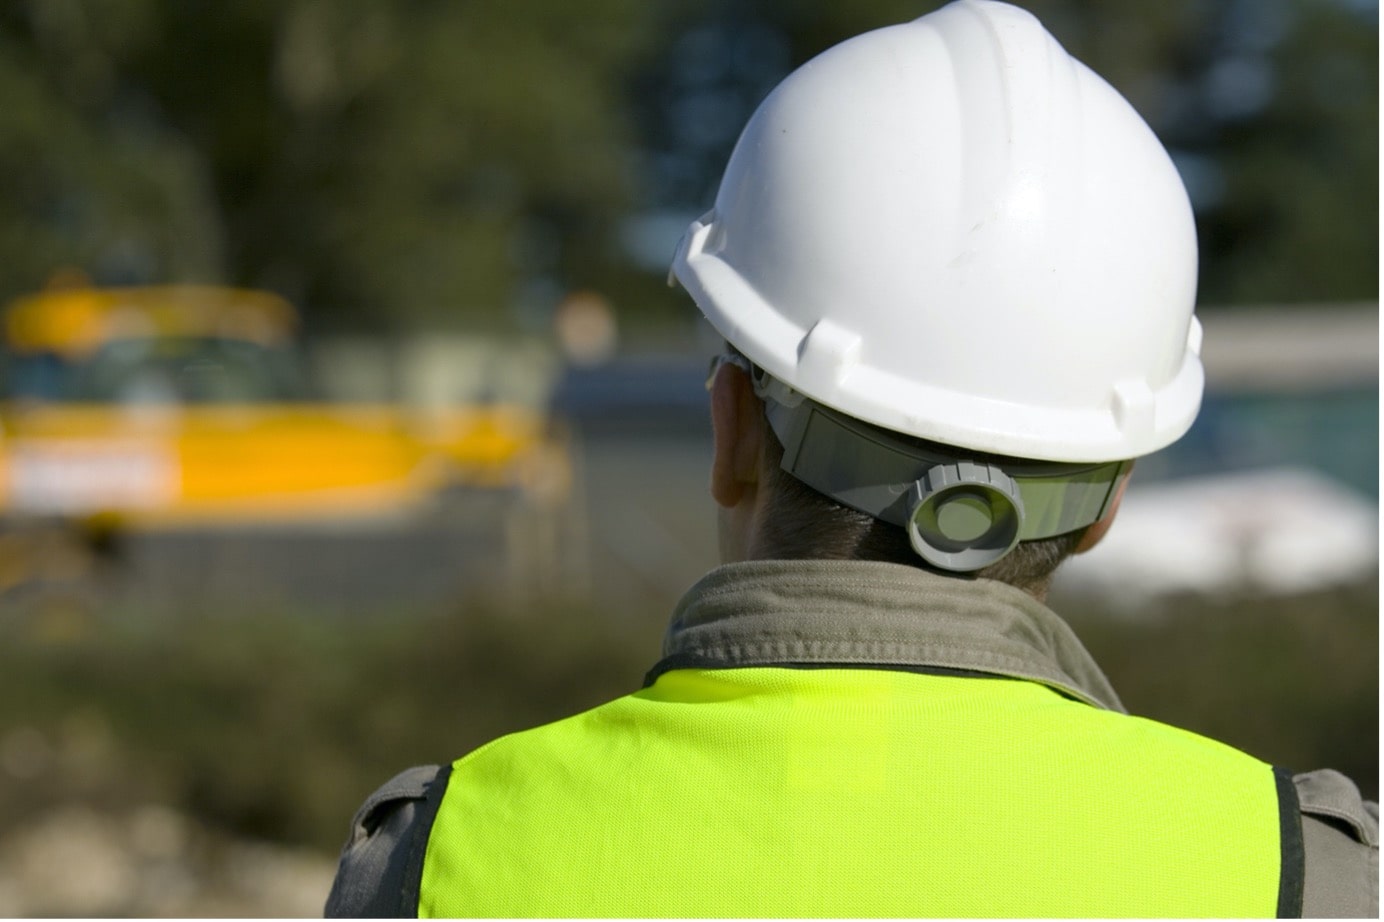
xmin=0 ymin=803 xmax=336 ymax=917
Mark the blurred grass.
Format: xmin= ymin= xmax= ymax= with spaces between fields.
xmin=1062 ymin=576 xmax=1378 ymax=800
xmin=0 ymin=577 xmax=1375 ymax=855
xmin=0 ymin=600 xmax=666 ymax=853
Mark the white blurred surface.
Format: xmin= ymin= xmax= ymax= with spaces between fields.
xmin=1056 ymin=467 xmax=1379 ymax=603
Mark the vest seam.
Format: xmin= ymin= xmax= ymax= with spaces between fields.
xmin=1275 ymin=764 xmax=1306 ymax=918
xmin=643 ymin=655 xmax=1105 ymax=708
xmin=401 ymin=763 xmax=451 ymax=918
xmin=645 ymin=655 xmax=1013 ymax=686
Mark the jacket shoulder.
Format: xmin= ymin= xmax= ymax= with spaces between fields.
xmin=1296 ymin=769 xmax=1378 ymax=918
xmin=324 ymin=764 xmax=448 ymax=918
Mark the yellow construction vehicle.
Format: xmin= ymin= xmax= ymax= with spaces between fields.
xmin=0 ymin=284 xmax=570 ymax=606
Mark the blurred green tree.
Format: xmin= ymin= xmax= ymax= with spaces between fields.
xmin=126 ymin=0 xmax=660 ymax=331
xmin=0 ymin=0 xmax=1373 ymax=332
xmin=0 ymin=0 xmax=659 ymax=332
xmin=0 ymin=0 xmax=222 ymax=296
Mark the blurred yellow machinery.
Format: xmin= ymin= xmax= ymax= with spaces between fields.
xmin=0 ymin=284 xmax=571 ymax=606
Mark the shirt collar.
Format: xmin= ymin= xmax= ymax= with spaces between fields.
xmin=658 ymin=559 xmax=1124 ymax=713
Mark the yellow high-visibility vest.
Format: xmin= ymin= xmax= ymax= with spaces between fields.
xmin=417 ymin=667 xmax=1300 ymax=917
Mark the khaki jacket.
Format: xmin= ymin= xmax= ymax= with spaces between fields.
xmin=326 ymin=560 xmax=1377 ymax=917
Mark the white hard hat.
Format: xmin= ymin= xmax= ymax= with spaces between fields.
xmin=672 ymin=0 xmax=1202 ymax=465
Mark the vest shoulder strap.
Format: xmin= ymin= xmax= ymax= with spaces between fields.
xmin=324 ymin=764 xmax=449 ymax=918
xmin=1295 ymin=768 xmax=1379 ymax=918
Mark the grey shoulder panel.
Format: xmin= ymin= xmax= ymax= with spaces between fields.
xmin=1295 ymin=769 xmax=1378 ymax=919
xmin=324 ymin=764 xmax=447 ymax=918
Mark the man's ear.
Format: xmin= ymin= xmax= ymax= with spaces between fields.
xmin=1074 ymin=470 xmax=1131 ymax=554
xmin=709 ymin=362 xmax=765 ymax=509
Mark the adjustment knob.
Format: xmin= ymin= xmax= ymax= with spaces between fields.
xmin=905 ymin=462 xmax=1025 ymax=572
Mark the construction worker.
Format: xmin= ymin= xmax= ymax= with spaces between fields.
xmin=325 ymin=1 xmax=1377 ymax=916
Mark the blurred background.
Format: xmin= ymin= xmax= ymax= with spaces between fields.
xmin=0 ymin=0 xmax=1375 ymax=915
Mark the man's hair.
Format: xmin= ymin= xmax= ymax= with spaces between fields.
xmin=755 ymin=402 xmax=1085 ymax=597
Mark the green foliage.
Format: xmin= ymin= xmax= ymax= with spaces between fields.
xmin=0 ymin=1 xmax=221 ymax=296
xmin=1201 ymin=1 xmax=1379 ymax=303
xmin=0 ymin=0 xmax=661 ymax=331
xmin=0 ymin=0 xmax=1374 ymax=332
xmin=0 ymin=601 xmax=665 ymax=850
